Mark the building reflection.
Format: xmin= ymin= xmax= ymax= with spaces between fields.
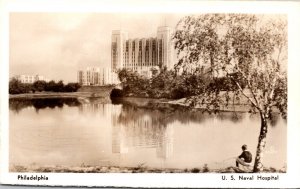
xmin=112 ymin=124 xmax=129 ymax=154
xmin=75 ymin=98 xmax=254 ymax=160
xmin=111 ymin=104 xmax=174 ymax=160
xmin=78 ymin=97 xmax=114 ymax=115
xmin=156 ymin=125 xmax=174 ymax=159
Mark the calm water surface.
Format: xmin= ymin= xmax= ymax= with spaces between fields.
xmin=9 ymin=98 xmax=286 ymax=170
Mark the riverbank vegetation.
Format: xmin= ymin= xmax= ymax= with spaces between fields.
xmin=112 ymin=67 xmax=241 ymax=100
xmin=9 ymin=78 xmax=80 ymax=94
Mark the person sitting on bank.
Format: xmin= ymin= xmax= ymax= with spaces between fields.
xmin=236 ymin=144 xmax=252 ymax=167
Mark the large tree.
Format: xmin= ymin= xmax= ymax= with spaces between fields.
xmin=173 ymin=14 xmax=287 ymax=172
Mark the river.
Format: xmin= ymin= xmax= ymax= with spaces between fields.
xmin=9 ymin=97 xmax=287 ymax=171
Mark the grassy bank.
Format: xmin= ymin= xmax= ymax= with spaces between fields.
xmin=9 ymin=92 xmax=92 ymax=99
xmin=112 ymin=97 xmax=252 ymax=113
xmin=112 ymin=96 xmax=281 ymax=114
xmin=11 ymin=164 xmax=286 ymax=173
xmin=9 ymin=86 xmax=114 ymax=99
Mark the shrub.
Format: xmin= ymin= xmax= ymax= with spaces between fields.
xmin=191 ymin=168 xmax=200 ymax=173
xmin=9 ymin=78 xmax=33 ymax=94
xmin=64 ymin=83 xmax=80 ymax=92
xmin=202 ymin=164 xmax=210 ymax=172
xmin=9 ymin=78 xmax=81 ymax=94
xmin=110 ymin=88 xmax=124 ymax=98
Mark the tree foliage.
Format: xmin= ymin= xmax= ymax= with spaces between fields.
xmin=9 ymin=78 xmax=81 ymax=94
xmin=33 ymin=80 xmax=47 ymax=92
xmin=64 ymin=83 xmax=81 ymax=92
xmin=9 ymin=78 xmax=33 ymax=94
xmin=118 ymin=69 xmax=150 ymax=97
xmin=173 ymin=14 xmax=287 ymax=172
xmin=117 ymin=68 xmax=211 ymax=99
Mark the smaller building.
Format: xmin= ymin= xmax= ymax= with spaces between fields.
xmin=15 ymin=74 xmax=49 ymax=84
xmin=77 ymin=67 xmax=119 ymax=86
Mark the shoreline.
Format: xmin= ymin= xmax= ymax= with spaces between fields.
xmin=9 ymin=92 xmax=108 ymax=99
xmin=112 ymin=97 xmax=258 ymax=113
xmin=9 ymin=85 xmax=115 ymax=99
xmin=9 ymin=94 xmax=278 ymax=114
xmin=9 ymin=93 xmax=279 ymax=113
xmin=10 ymin=164 xmax=286 ymax=173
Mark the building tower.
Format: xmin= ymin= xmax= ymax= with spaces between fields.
xmin=157 ymin=26 xmax=174 ymax=69
xmin=111 ymin=30 xmax=128 ymax=71
xmin=111 ymin=26 xmax=175 ymax=77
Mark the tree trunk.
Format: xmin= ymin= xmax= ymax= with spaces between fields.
xmin=253 ymin=113 xmax=268 ymax=172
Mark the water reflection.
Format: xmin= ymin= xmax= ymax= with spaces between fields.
xmin=156 ymin=125 xmax=174 ymax=159
xmin=111 ymin=118 xmax=174 ymax=160
xmin=269 ymin=113 xmax=280 ymax=127
xmin=110 ymin=102 xmax=246 ymax=160
xmin=116 ymin=101 xmax=248 ymax=127
xmin=9 ymin=98 xmax=81 ymax=113
xmin=9 ymin=97 xmax=286 ymax=169
xmin=9 ymin=97 xmax=283 ymax=126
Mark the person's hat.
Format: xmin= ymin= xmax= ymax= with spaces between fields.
xmin=242 ymin=144 xmax=247 ymax=150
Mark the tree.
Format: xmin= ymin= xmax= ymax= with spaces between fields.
xmin=44 ymin=80 xmax=64 ymax=92
xmin=9 ymin=78 xmax=23 ymax=94
xmin=33 ymin=80 xmax=47 ymax=92
xmin=149 ymin=67 xmax=174 ymax=98
xmin=117 ymin=67 xmax=209 ymax=99
xmin=173 ymin=14 xmax=287 ymax=172
xmin=118 ymin=68 xmax=150 ymax=96
xmin=44 ymin=80 xmax=56 ymax=91
xmin=9 ymin=77 xmax=32 ymax=94
xmin=55 ymin=80 xmax=65 ymax=92
xmin=64 ymin=83 xmax=80 ymax=92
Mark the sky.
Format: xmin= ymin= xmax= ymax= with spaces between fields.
xmin=9 ymin=13 xmax=187 ymax=83
xmin=9 ymin=13 xmax=287 ymax=83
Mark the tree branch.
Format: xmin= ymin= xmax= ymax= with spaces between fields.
xmin=233 ymin=79 xmax=261 ymax=111
xmin=235 ymin=65 xmax=262 ymax=110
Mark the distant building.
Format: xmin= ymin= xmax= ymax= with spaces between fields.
xmin=15 ymin=74 xmax=49 ymax=84
xmin=77 ymin=67 xmax=119 ymax=86
xmin=111 ymin=26 xmax=175 ymax=77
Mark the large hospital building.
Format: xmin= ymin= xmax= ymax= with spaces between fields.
xmin=111 ymin=26 xmax=175 ymax=77
xmin=78 ymin=26 xmax=175 ymax=86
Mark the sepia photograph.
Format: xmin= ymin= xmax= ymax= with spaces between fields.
xmin=1 ymin=0 xmax=300 ymax=188
xmin=8 ymin=12 xmax=287 ymax=173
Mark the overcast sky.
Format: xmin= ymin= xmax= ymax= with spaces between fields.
xmin=9 ymin=13 xmax=186 ymax=83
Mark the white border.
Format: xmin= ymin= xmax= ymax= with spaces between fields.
xmin=1 ymin=0 xmax=300 ymax=188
